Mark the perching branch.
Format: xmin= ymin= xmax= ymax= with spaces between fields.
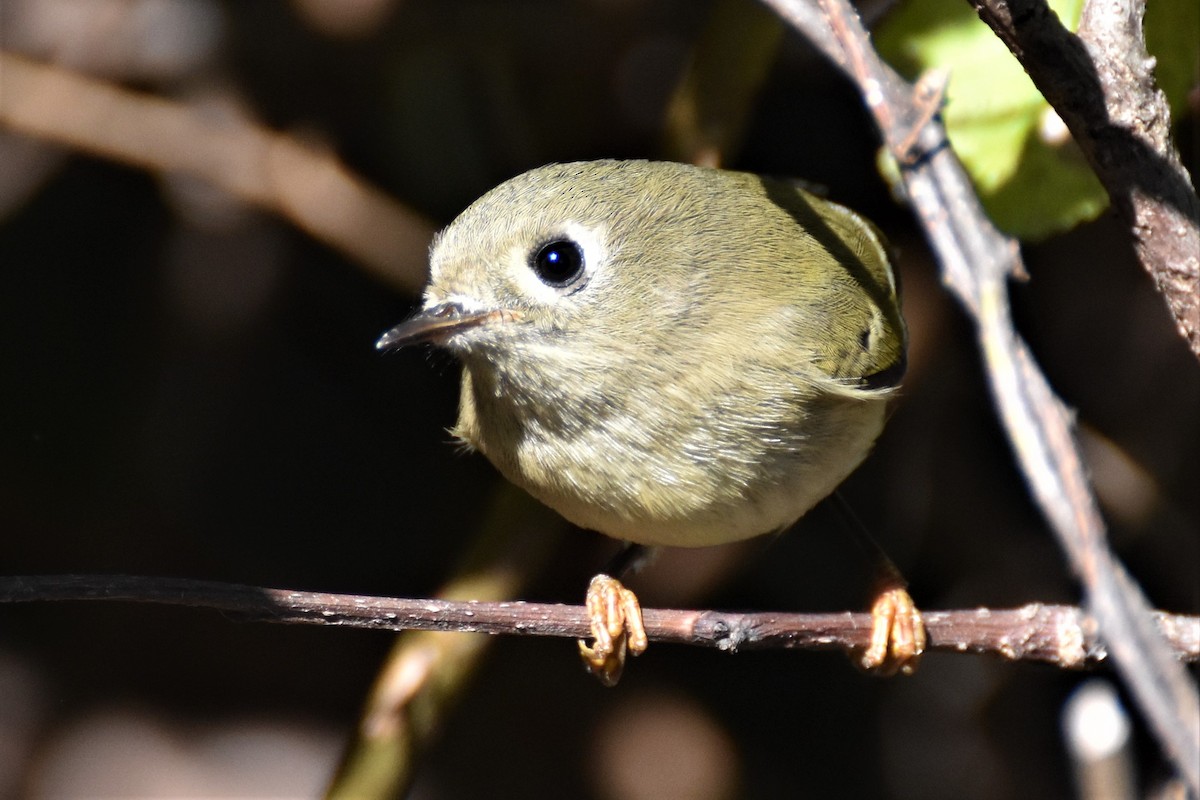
xmin=969 ymin=0 xmax=1200 ymax=358
xmin=2 ymin=574 xmax=1197 ymax=668
xmin=760 ymin=0 xmax=1200 ymax=792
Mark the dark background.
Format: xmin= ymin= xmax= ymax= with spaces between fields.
xmin=1 ymin=0 xmax=1197 ymax=797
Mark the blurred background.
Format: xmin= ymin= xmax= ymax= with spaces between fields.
xmin=1 ymin=0 xmax=1197 ymax=797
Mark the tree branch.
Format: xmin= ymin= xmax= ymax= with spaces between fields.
xmin=2 ymin=574 xmax=1197 ymax=668
xmin=968 ymin=0 xmax=1200 ymax=357
xmin=0 ymin=52 xmax=435 ymax=294
xmin=760 ymin=0 xmax=1200 ymax=791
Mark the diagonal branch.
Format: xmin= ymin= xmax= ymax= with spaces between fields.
xmin=969 ymin=0 xmax=1200 ymax=357
xmin=760 ymin=0 xmax=1200 ymax=791
xmin=0 ymin=52 xmax=435 ymax=294
xmin=2 ymin=574 xmax=1197 ymax=667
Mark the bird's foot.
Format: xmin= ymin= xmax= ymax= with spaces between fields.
xmin=860 ymin=585 xmax=925 ymax=676
xmin=578 ymin=573 xmax=647 ymax=687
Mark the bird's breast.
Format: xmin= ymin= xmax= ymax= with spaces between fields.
xmin=455 ymin=356 xmax=889 ymax=547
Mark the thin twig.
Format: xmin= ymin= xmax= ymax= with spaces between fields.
xmin=968 ymin=0 xmax=1200 ymax=358
xmin=2 ymin=574 xmax=1197 ymax=668
xmin=0 ymin=52 xmax=435 ymax=294
xmin=760 ymin=0 xmax=1200 ymax=791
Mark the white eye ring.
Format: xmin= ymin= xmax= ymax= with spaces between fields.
xmin=510 ymin=221 xmax=607 ymax=303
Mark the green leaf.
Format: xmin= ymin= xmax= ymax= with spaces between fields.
xmin=875 ymin=0 xmax=1109 ymax=240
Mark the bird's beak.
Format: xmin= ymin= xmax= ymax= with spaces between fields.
xmin=375 ymin=302 xmax=495 ymax=351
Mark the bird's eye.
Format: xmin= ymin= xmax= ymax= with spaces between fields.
xmin=530 ymin=238 xmax=586 ymax=288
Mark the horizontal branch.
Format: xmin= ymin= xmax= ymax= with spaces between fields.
xmin=2 ymin=575 xmax=1197 ymax=669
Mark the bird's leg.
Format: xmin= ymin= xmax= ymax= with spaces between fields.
xmin=833 ymin=494 xmax=925 ymax=675
xmin=578 ymin=544 xmax=653 ymax=687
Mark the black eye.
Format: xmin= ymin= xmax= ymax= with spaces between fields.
xmin=531 ymin=238 xmax=586 ymax=288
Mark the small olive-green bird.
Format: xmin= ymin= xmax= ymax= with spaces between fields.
xmin=379 ymin=160 xmax=910 ymax=681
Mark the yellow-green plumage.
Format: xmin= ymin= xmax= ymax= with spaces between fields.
xmin=405 ymin=160 xmax=905 ymax=547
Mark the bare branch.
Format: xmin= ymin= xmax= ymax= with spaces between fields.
xmin=760 ymin=0 xmax=1200 ymax=790
xmin=2 ymin=574 xmax=1197 ymax=668
xmin=968 ymin=0 xmax=1200 ymax=357
xmin=0 ymin=52 xmax=435 ymax=294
